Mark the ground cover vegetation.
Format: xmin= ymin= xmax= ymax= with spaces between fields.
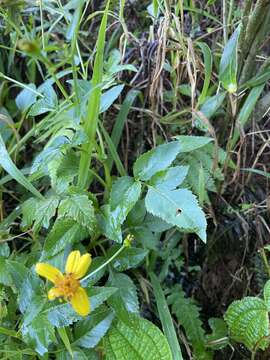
xmin=0 ymin=0 xmax=270 ymax=359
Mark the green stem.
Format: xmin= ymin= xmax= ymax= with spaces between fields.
xmin=260 ymin=248 xmax=270 ymax=278
xmin=81 ymin=244 xmax=126 ymax=283
xmin=77 ymin=1 xmax=110 ymax=190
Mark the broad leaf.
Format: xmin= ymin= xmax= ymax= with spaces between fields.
xmin=108 ymin=273 xmax=139 ymax=318
xmin=108 ymin=245 xmax=148 ymax=272
xmin=104 ymin=314 xmax=172 ymax=360
xmin=42 ymin=218 xmax=89 ymax=259
xmin=133 ymin=142 xmax=181 ymax=181
xmin=58 ymin=192 xmax=96 ymax=230
xmin=97 ymin=205 xmax=122 ymax=243
xmin=149 ymin=166 xmax=189 ymax=190
xmin=74 ymin=307 xmax=114 ymax=348
xmin=15 ymin=84 xmax=37 ymax=112
xmin=22 ymin=314 xmax=56 ymax=356
xmin=173 ymin=136 xmax=213 ymax=152
xmin=224 ymin=297 xmax=270 ymax=351
xmin=145 ymin=187 xmax=207 ymax=242
xmin=110 ymin=176 xmax=142 ymax=223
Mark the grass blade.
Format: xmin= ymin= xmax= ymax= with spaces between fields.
xmin=77 ymin=1 xmax=110 ymax=189
xmin=231 ymin=84 xmax=264 ymax=147
xmin=108 ymin=89 xmax=139 ymax=172
xmin=150 ymin=272 xmax=183 ymax=360
xmin=197 ymin=42 xmax=212 ymax=105
xmin=0 ymin=134 xmax=43 ymax=199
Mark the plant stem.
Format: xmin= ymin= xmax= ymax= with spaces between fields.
xmin=260 ymin=248 xmax=270 ymax=278
xmin=81 ymin=244 xmax=126 ymax=283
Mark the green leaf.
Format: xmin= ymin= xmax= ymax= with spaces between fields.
xmin=100 ymin=84 xmax=125 ymax=113
xmin=104 ymin=314 xmax=172 ymax=360
xmin=97 ymin=205 xmax=122 ymax=243
xmin=22 ymin=314 xmax=56 ymax=356
xmin=224 ymin=297 xmax=270 ymax=351
xmin=150 ymin=273 xmax=183 ymax=360
xmin=108 ymin=273 xmax=139 ymax=318
xmin=145 ymin=187 xmax=207 ymax=242
xmin=173 ymin=136 xmax=213 ymax=152
xmin=58 ymin=192 xmax=96 ymax=230
xmin=110 ymin=176 xmax=142 ymax=223
xmin=206 ymin=318 xmax=229 ymax=350
xmin=77 ymin=1 xmax=110 ymax=189
xmin=15 ymin=84 xmax=37 ymax=112
xmin=197 ymin=42 xmax=213 ymax=105
xmin=0 ymin=257 xmax=13 ymax=286
xmin=56 ymin=348 xmax=98 ymax=360
xmin=18 ymin=271 xmax=43 ymax=313
xmin=133 ymin=142 xmax=181 ymax=181
xmin=219 ymin=26 xmax=240 ymax=93
xmin=149 ymin=166 xmax=189 ymax=190
xmin=196 ymin=92 xmax=226 ymax=131
xmin=42 ymin=218 xmax=89 ymax=259
xmin=264 ymin=280 xmax=270 ymax=311
xmin=108 ymin=89 xmax=140 ymax=172
xmin=108 ymin=245 xmax=148 ymax=271
xmin=73 ymin=307 xmax=114 ymax=348
xmin=34 ymin=197 xmax=59 ymax=231
xmin=29 ymin=82 xmax=58 ymax=116
xmin=0 ymin=134 xmax=43 ymax=199
xmin=168 ymin=286 xmax=211 ymax=360
xmin=45 ymin=287 xmax=117 ymax=328
xmin=231 ymin=84 xmax=265 ymax=147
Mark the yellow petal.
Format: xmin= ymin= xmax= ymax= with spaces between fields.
xmin=73 ymin=253 xmax=92 ymax=279
xmin=35 ymin=263 xmax=63 ymax=284
xmin=71 ymin=287 xmax=90 ymax=317
xmin=65 ymin=250 xmax=81 ymax=274
xmin=48 ymin=287 xmax=62 ymax=300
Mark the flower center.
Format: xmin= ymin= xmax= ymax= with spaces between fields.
xmin=55 ymin=274 xmax=80 ymax=300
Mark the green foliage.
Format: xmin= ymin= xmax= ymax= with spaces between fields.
xmin=219 ymin=26 xmax=240 ymax=93
xmin=104 ymin=314 xmax=173 ymax=360
xmin=225 ymin=280 xmax=270 ymax=352
xmin=168 ymin=286 xmax=213 ymax=360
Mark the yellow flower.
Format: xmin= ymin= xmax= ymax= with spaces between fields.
xmin=35 ymin=251 xmax=91 ymax=317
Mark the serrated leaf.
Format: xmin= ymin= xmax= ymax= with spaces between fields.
xmin=145 ymin=187 xmax=207 ymax=242
xmin=108 ymin=245 xmax=148 ymax=272
xmin=42 ymin=218 xmax=89 ymax=259
xmin=22 ymin=313 xmax=56 ymax=356
xmin=58 ymin=193 xmax=95 ymax=230
xmin=110 ymin=176 xmax=142 ymax=223
xmin=168 ymin=286 xmax=211 ymax=360
xmin=219 ymin=26 xmax=240 ymax=93
xmin=173 ymin=136 xmax=213 ymax=152
xmin=149 ymin=166 xmax=189 ymax=190
xmin=34 ymin=197 xmax=59 ymax=231
xmin=104 ymin=314 xmax=172 ymax=360
xmin=97 ymin=205 xmax=122 ymax=243
xmin=45 ymin=286 xmax=117 ymax=328
xmin=133 ymin=142 xmax=181 ymax=181
xmin=74 ymin=308 xmax=114 ymax=348
xmin=108 ymin=273 xmax=139 ymax=319
xmin=18 ymin=271 xmax=43 ymax=313
xmin=6 ymin=260 xmax=28 ymax=289
xmin=0 ymin=257 xmax=13 ymax=286
xmin=224 ymin=297 xmax=270 ymax=351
